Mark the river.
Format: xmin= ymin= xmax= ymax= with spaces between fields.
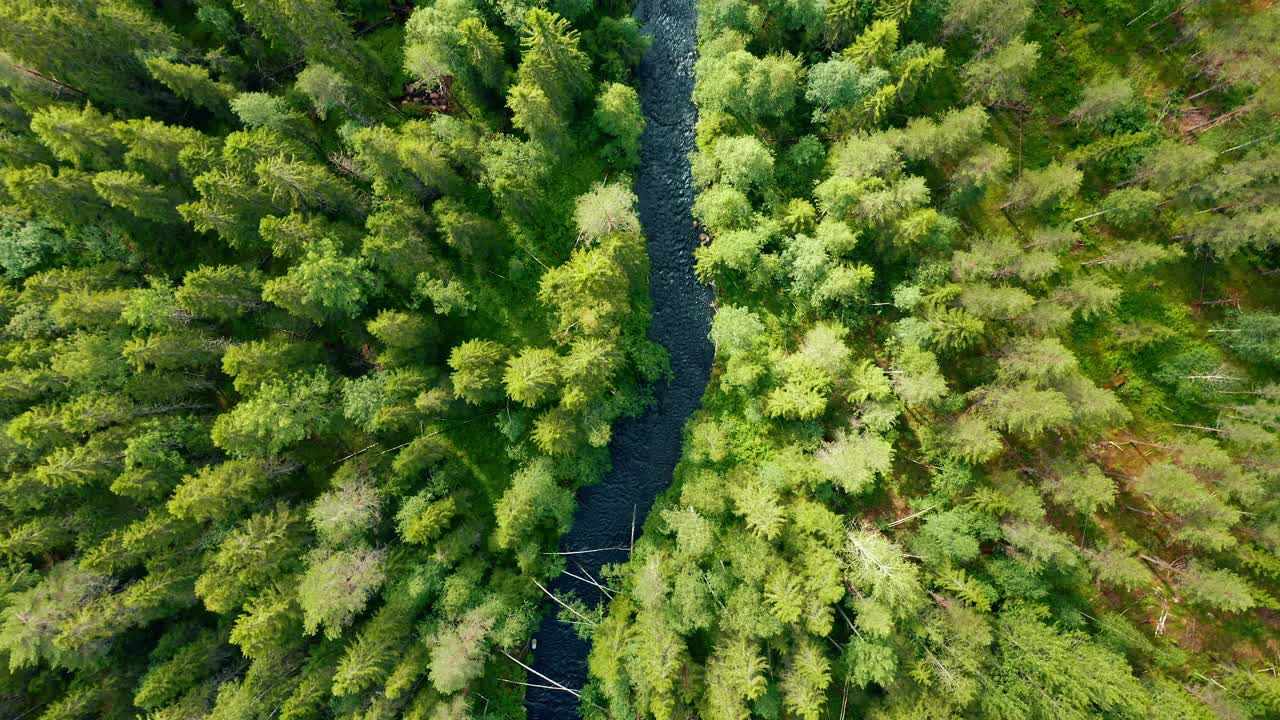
xmin=523 ymin=0 xmax=710 ymax=716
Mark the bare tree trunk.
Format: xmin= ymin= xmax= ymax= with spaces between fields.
xmin=1147 ymin=0 xmax=1201 ymax=31
xmin=10 ymin=62 xmax=87 ymax=97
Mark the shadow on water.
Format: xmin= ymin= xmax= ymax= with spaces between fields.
xmin=523 ymin=0 xmax=709 ymax=716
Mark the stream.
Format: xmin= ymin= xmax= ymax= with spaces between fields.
xmin=523 ymin=0 xmax=709 ymax=716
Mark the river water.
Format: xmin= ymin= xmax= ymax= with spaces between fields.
xmin=523 ymin=0 xmax=709 ymax=716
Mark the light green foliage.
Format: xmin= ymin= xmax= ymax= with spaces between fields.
xmin=418 ymin=275 xmax=473 ymax=316
xmin=694 ymin=35 xmax=803 ymax=123
xmin=958 ymin=283 xmax=1036 ymax=319
xmin=781 ymin=638 xmax=830 ymax=720
xmin=710 ymin=305 xmax=764 ymax=356
xmin=494 ymin=458 xmax=574 ymax=550
xmin=1069 ymin=78 xmax=1134 ymax=126
xmin=169 ymin=459 xmax=282 ymax=522
xmin=953 ymin=141 xmax=1012 ymax=187
xmin=532 ymin=407 xmax=579 ymax=456
xmin=1003 ymin=161 xmax=1082 ymax=210
xmin=1090 ymin=543 xmax=1153 ymax=592
xmin=145 ymin=56 xmax=234 ymax=112
xmin=123 ymin=328 xmax=223 ymax=371
xmin=114 ymin=118 xmax=204 ymax=177
xmin=295 ymin=64 xmax=356 ymax=122
xmin=1098 ymin=188 xmax=1163 ymax=227
xmin=255 ymin=156 xmax=359 ymax=214
xmin=404 ymin=0 xmax=483 ymax=87
xmin=705 ymin=636 xmax=768 ymax=719
xmin=261 ymin=212 xmax=347 ymax=259
xmin=1046 ymin=463 xmax=1116 ymax=514
xmin=1086 ymin=240 xmax=1182 ymax=271
xmin=480 ymin=135 xmax=554 ymax=219
xmin=703 ymin=135 xmax=774 ymax=190
xmin=845 ymin=19 xmax=900 ymax=67
xmin=367 ymin=310 xmax=434 ymax=367
xmin=0 ymin=562 xmax=110 ymax=670
xmin=978 ymin=383 xmax=1073 ymax=439
xmin=574 ymin=181 xmax=640 ymax=243
xmin=262 ymin=243 xmax=371 ymax=322
xmin=963 ymin=37 xmax=1040 ymax=107
xmin=503 ymin=346 xmax=561 ymax=407
xmin=221 ymin=337 xmax=321 ymax=394
xmin=4 ymin=165 xmax=106 ymax=229
xmin=815 ymin=428 xmax=893 ymax=494
xmin=693 ymin=184 xmax=753 ymax=230
xmin=944 ymin=0 xmax=1031 ymax=49
xmin=588 ymin=5 xmax=1280 ymax=719
xmin=508 ymin=82 xmax=565 ymax=149
xmin=516 ymin=8 xmax=591 ymax=115
xmin=696 ymin=224 xmax=773 ymax=277
xmin=309 ymin=468 xmax=380 ymax=546
xmin=0 ymin=1 xmax=663 ymax=716
xmin=829 ymin=132 xmax=902 ymax=179
xmin=731 ymin=478 xmax=786 ymax=540
xmin=92 ymin=169 xmax=183 ymax=222
xmin=891 ymin=104 xmax=989 ymax=162
xmin=195 ymin=503 xmax=306 ymax=613
xmin=30 ymin=104 xmax=120 ymax=170
xmin=1133 ymin=462 xmax=1240 ymax=550
xmin=891 ymin=344 xmax=948 ymax=405
xmin=1137 ymin=141 xmax=1217 ymax=192
xmin=448 ymin=339 xmax=508 ymax=405
xmin=983 ymin=607 xmax=1150 ymax=718
xmin=538 ymin=231 xmax=641 ymax=338
xmin=1002 ymin=520 xmax=1080 ymax=570
xmin=211 ymin=371 xmax=334 ymax=456
xmin=595 ymin=83 xmax=645 ymax=167
xmin=1217 ymin=311 xmax=1280 ymax=367
xmin=396 ymin=493 xmax=457 ymax=545
xmin=297 ymin=546 xmax=385 ymax=639
xmin=782 ymin=232 xmax=874 ymax=307
xmin=844 ymin=527 xmax=923 ymax=636
xmin=428 ymin=603 xmax=496 ymax=693
xmin=230 ymin=92 xmax=301 ymax=133
xmin=805 ymin=58 xmax=889 ymax=122
xmin=765 ymin=354 xmax=833 ymax=419
xmin=957 ymin=234 xmax=1054 ymax=281
xmin=562 ymin=336 xmax=623 ymax=408
xmin=456 ymin=17 xmax=505 ymax=90
xmin=662 ymin=506 xmax=717 ymax=561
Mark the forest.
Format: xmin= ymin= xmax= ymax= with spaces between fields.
xmin=0 ymin=0 xmax=660 ymax=718
xmin=584 ymin=0 xmax=1280 ymax=719
xmin=0 ymin=1 xmax=1276 ymax=720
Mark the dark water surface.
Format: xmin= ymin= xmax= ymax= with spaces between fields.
xmin=523 ymin=0 xmax=709 ymax=716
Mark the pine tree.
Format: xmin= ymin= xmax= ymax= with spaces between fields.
xmin=297 ymin=546 xmax=385 ymax=639
xmin=144 ymin=56 xmax=234 ymax=113
xmin=516 ymin=8 xmax=591 ymax=116
xmin=595 ymin=83 xmax=645 ymax=168
xmin=0 ymin=0 xmax=178 ymax=109
xmin=447 ymin=339 xmax=508 ymax=405
xmin=233 ymin=0 xmax=372 ymax=79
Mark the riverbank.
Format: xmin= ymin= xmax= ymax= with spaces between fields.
xmin=523 ymin=0 xmax=710 ymax=716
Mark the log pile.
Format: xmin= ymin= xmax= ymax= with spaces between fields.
xmin=400 ymin=76 xmax=453 ymax=115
